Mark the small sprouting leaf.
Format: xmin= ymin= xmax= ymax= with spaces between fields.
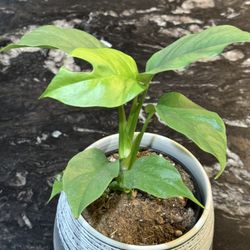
xmin=40 ymin=48 xmax=145 ymax=108
xmin=48 ymin=174 xmax=63 ymax=203
xmin=156 ymin=92 xmax=227 ymax=178
xmin=146 ymin=25 xmax=250 ymax=74
xmin=63 ymin=148 xmax=119 ymax=218
xmin=0 ymin=25 xmax=105 ymax=54
xmin=145 ymin=104 xmax=156 ymax=114
xmin=123 ymin=155 xmax=202 ymax=207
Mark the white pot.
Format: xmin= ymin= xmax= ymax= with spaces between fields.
xmin=54 ymin=133 xmax=214 ymax=250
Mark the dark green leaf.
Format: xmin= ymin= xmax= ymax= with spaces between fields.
xmin=156 ymin=92 xmax=227 ymax=177
xmin=40 ymin=48 xmax=145 ymax=108
xmin=123 ymin=155 xmax=202 ymax=207
xmin=63 ymin=148 xmax=119 ymax=218
xmin=0 ymin=25 xmax=105 ymax=54
xmin=146 ymin=25 xmax=250 ymax=74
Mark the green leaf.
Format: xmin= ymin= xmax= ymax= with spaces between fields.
xmin=48 ymin=174 xmax=63 ymax=203
xmin=40 ymin=48 xmax=145 ymax=108
xmin=156 ymin=92 xmax=227 ymax=178
xmin=123 ymin=155 xmax=203 ymax=207
xmin=145 ymin=104 xmax=156 ymax=114
xmin=0 ymin=25 xmax=105 ymax=54
xmin=63 ymin=148 xmax=119 ymax=218
xmin=146 ymin=25 xmax=250 ymax=74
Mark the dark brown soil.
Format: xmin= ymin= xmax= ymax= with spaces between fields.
xmin=83 ymin=151 xmax=200 ymax=245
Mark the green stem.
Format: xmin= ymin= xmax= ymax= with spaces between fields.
xmin=126 ymin=73 xmax=153 ymax=141
xmin=123 ymin=110 xmax=155 ymax=169
xmin=118 ymin=74 xmax=154 ymax=171
xmin=118 ymin=105 xmax=129 ymax=161
xmin=127 ymin=96 xmax=138 ymax=138
xmin=127 ymin=89 xmax=148 ymax=142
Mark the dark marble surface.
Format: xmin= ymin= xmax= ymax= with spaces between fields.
xmin=0 ymin=0 xmax=250 ymax=249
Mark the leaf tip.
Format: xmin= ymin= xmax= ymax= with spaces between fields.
xmin=38 ymin=91 xmax=48 ymax=100
xmin=46 ymin=189 xmax=61 ymax=205
xmin=214 ymin=170 xmax=223 ymax=180
xmin=73 ymin=212 xmax=81 ymax=219
xmin=198 ymin=200 xmax=205 ymax=209
xmin=0 ymin=45 xmax=9 ymax=53
xmin=189 ymin=195 xmax=204 ymax=209
xmin=72 ymin=206 xmax=84 ymax=219
xmin=46 ymin=196 xmax=54 ymax=205
xmin=214 ymin=157 xmax=227 ymax=179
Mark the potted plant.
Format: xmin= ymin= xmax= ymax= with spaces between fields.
xmin=1 ymin=25 xmax=250 ymax=250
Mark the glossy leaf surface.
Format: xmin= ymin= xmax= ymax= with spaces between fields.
xmin=40 ymin=48 xmax=145 ymax=107
xmin=123 ymin=155 xmax=202 ymax=206
xmin=0 ymin=25 xmax=105 ymax=54
xmin=156 ymin=92 xmax=227 ymax=177
xmin=146 ymin=25 xmax=250 ymax=74
xmin=63 ymin=148 xmax=119 ymax=218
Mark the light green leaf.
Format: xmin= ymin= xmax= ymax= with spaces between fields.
xmin=63 ymin=148 xmax=119 ymax=218
xmin=48 ymin=174 xmax=63 ymax=203
xmin=0 ymin=25 xmax=105 ymax=54
xmin=146 ymin=25 xmax=250 ymax=74
xmin=40 ymin=48 xmax=145 ymax=108
xmin=156 ymin=92 xmax=227 ymax=178
xmin=123 ymin=155 xmax=203 ymax=207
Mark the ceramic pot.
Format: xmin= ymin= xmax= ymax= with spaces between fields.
xmin=54 ymin=133 xmax=214 ymax=250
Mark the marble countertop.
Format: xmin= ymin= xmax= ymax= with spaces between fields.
xmin=0 ymin=0 xmax=249 ymax=249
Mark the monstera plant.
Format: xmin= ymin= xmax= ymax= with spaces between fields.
xmin=1 ymin=25 xmax=250 ymax=220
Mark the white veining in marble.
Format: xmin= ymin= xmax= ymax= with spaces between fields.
xmin=222 ymin=49 xmax=245 ymax=61
xmin=224 ymin=117 xmax=250 ymax=128
xmin=182 ymin=0 xmax=215 ymax=10
xmin=205 ymin=148 xmax=250 ymax=219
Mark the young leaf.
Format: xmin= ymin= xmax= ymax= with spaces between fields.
xmin=156 ymin=92 xmax=227 ymax=178
xmin=40 ymin=48 xmax=146 ymax=108
xmin=123 ymin=155 xmax=203 ymax=207
xmin=0 ymin=25 xmax=105 ymax=54
xmin=145 ymin=103 xmax=156 ymax=114
xmin=146 ymin=25 xmax=250 ymax=74
xmin=63 ymin=148 xmax=119 ymax=218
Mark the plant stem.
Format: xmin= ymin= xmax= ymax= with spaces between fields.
xmin=118 ymin=105 xmax=130 ymax=161
xmin=127 ymin=89 xmax=148 ymax=142
xmin=122 ymin=109 xmax=155 ymax=169
xmin=119 ymin=74 xmax=153 ymax=171
xmin=127 ymin=96 xmax=138 ymax=138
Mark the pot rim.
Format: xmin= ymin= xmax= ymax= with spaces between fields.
xmin=71 ymin=132 xmax=213 ymax=249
